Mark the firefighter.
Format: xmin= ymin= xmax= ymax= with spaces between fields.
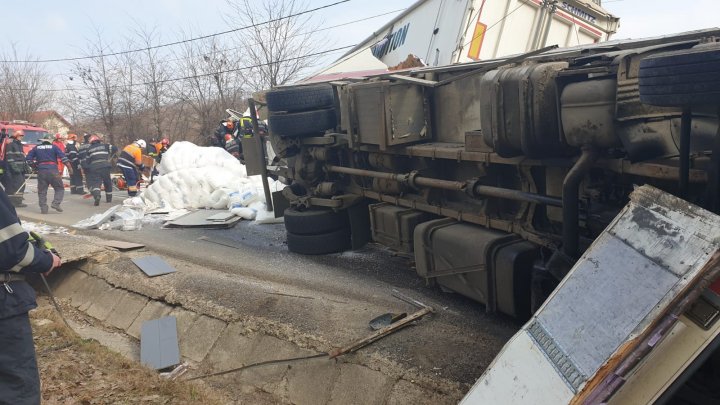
xmin=117 ymin=139 xmax=146 ymax=197
xmin=224 ymin=133 xmax=240 ymax=159
xmin=212 ymin=119 xmax=234 ymax=147
xmin=65 ymin=133 xmax=85 ymax=194
xmin=26 ymin=134 xmax=72 ymax=214
xmin=154 ymin=139 xmax=164 ymax=157
xmin=82 ymin=135 xmax=117 ymax=206
xmin=52 ymin=133 xmax=66 ymax=175
xmin=1 ymin=130 xmax=30 ymax=207
xmin=147 ymin=138 xmax=158 ymax=157
xmin=150 ymin=138 xmax=170 ymax=184
xmin=77 ymin=133 xmax=92 ymax=193
xmin=0 ymin=185 xmax=61 ymax=404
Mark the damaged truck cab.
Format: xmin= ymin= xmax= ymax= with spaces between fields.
xmin=253 ymin=29 xmax=720 ymax=322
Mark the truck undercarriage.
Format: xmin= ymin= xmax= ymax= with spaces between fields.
xmin=254 ymin=28 xmax=720 ymax=320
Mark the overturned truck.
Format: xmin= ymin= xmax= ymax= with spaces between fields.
xmin=252 ymin=29 xmax=720 ymax=320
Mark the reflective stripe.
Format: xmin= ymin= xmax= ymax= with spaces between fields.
xmin=10 ymin=244 xmax=35 ymax=272
xmin=0 ymin=223 xmax=24 ymax=243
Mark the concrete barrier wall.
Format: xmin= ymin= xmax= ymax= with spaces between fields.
xmin=48 ymin=266 xmax=462 ymax=404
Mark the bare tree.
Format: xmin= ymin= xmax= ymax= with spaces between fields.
xmin=71 ymin=30 xmax=121 ymax=145
xmin=226 ymin=0 xmax=326 ymax=90
xmin=134 ymin=24 xmax=173 ymax=140
xmin=171 ymin=32 xmax=247 ymax=143
xmin=116 ymin=38 xmax=143 ymax=144
xmin=0 ymin=44 xmax=53 ymax=119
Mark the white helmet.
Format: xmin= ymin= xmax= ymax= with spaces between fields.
xmin=135 ymin=139 xmax=146 ymax=148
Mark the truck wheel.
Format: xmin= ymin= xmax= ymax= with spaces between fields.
xmin=284 ymin=207 xmax=349 ymax=235
xmin=639 ymin=45 xmax=720 ymax=106
xmin=269 ymin=109 xmax=336 ymax=138
xmin=266 ymin=84 xmax=334 ymax=113
xmin=286 ymin=227 xmax=351 ymax=255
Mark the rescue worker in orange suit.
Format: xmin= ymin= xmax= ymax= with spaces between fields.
xmin=82 ymin=135 xmax=117 ymax=206
xmin=117 ymin=139 xmax=146 ymax=197
xmin=0 ymin=186 xmax=61 ymax=405
xmin=26 ymin=134 xmax=72 ymax=214
xmin=1 ymin=130 xmax=30 ymax=207
xmin=52 ymin=133 xmax=66 ymax=175
xmin=149 ymin=138 xmax=170 ymax=183
xmin=65 ymin=133 xmax=85 ymax=194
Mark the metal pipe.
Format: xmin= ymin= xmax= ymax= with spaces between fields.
xmin=327 ymin=164 xmax=562 ymax=206
xmin=562 ymin=147 xmax=598 ymax=259
xmin=680 ymin=108 xmax=692 ymax=198
xmin=474 ymin=184 xmax=563 ymax=207
xmin=327 ymin=164 xmax=465 ymax=191
xmin=248 ymin=98 xmax=273 ymax=212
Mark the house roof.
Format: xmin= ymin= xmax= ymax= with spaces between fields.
xmin=0 ymin=110 xmax=72 ymax=129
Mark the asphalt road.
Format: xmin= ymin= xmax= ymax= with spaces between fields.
xmin=15 ymin=183 xmax=520 ymax=385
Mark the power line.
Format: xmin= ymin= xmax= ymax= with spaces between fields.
xmin=119 ymin=8 xmax=406 ymax=70
xmin=0 ymin=0 xmax=352 ymax=64
xmin=0 ymin=45 xmax=356 ymax=93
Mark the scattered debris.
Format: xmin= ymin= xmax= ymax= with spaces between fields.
xmin=132 ymin=256 xmax=177 ymax=277
xmin=329 ymin=293 xmax=434 ymax=359
xmin=140 ymin=316 xmax=180 ymax=370
xmin=21 ymin=221 xmax=71 ymax=235
xmin=164 ymin=209 xmax=241 ymax=229
xmin=160 ymin=363 xmax=189 ymax=380
xmin=198 ymin=235 xmax=244 ymax=249
xmin=369 ymin=312 xmax=407 ymax=330
xmin=100 ymin=240 xmax=146 ymax=251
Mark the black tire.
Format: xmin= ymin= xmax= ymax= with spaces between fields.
xmin=284 ymin=207 xmax=349 ymax=235
xmin=268 ymin=108 xmax=336 ymax=138
xmin=266 ymin=84 xmax=334 ymax=113
xmin=287 ymin=227 xmax=351 ymax=255
xmin=639 ymin=46 xmax=720 ymax=107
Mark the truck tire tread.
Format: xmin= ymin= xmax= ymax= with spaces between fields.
xmin=284 ymin=207 xmax=349 ymax=235
xmin=266 ymin=84 xmax=334 ymax=113
xmin=286 ymin=227 xmax=351 ymax=255
xmin=269 ymin=109 xmax=336 ymax=138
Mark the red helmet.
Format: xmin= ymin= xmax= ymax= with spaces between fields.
xmin=54 ymin=133 xmax=63 ymax=140
xmin=224 ymin=134 xmax=233 ymax=141
xmin=67 ymin=133 xmax=78 ymax=141
xmin=161 ymin=138 xmax=170 ymax=145
xmin=89 ymin=135 xmax=100 ymax=143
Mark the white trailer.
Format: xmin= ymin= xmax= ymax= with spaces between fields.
xmin=310 ymin=0 xmax=619 ymax=81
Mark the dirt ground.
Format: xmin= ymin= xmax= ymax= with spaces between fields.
xmin=31 ymin=304 xmax=231 ymax=404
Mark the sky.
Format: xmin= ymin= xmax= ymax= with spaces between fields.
xmin=1 ymin=0 xmax=718 ymax=90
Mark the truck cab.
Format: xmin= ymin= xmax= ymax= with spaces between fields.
xmin=1 ymin=120 xmax=51 ymax=154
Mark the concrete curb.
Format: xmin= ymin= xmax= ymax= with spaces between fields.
xmin=47 ymin=265 xmax=464 ymax=404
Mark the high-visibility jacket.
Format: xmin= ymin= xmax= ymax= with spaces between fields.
xmin=65 ymin=141 xmax=80 ymax=168
xmin=83 ymin=142 xmax=117 ymax=170
xmin=117 ymin=143 xmax=143 ymax=170
xmin=0 ymin=188 xmax=53 ymax=318
xmin=3 ymin=139 xmax=26 ymax=174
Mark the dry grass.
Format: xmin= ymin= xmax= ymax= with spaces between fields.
xmin=31 ymin=306 xmax=229 ymax=405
